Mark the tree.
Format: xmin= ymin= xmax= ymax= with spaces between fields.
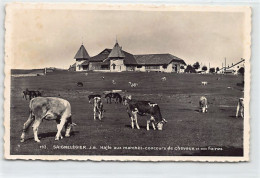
xmin=193 ymin=62 xmax=200 ymax=70
xmin=209 ymin=67 xmax=215 ymax=73
xmin=238 ymin=67 xmax=244 ymax=75
xmin=216 ymin=67 xmax=220 ymax=72
xmin=202 ymin=66 xmax=207 ymax=71
xmin=185 ymin=65 xmax=196 ymax=73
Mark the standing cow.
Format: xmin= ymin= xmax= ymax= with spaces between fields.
xmin=20 ymin=97 xmax=75 ymax=143
xmin=23 ymin=89 xmax=41 ymax=100
xmin=93 ymin=96 xmax=104 ymax=120
xmin=123 ymin=96 xmax=167 ymax=131
xmin=236 ymin=98 xmax=244 ymax=118
xmin=199 ymin=96 xmax=208 ymax=113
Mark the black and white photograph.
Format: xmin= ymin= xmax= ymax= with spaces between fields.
xmin=4 ymin=4 xmax=251 ymax=161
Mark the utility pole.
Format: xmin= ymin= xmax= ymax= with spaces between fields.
xmin=224 ymin=57 xmax=227 ymax=73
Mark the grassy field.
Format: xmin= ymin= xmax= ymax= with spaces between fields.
xmin=10 ymin=71 xmax=244 ymax=156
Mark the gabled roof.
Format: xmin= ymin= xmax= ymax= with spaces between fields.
xmin=74 ymin=44 xmax=90 ymax=59
xmin=134 ymin=54 xmax=186 ymax=65
xmin=108 ymin=42 xmax=125 ymax=58
xmin=90 ymin=48 xmax=137 ymax=65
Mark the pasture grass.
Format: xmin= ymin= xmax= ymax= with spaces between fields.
xmin=10 ymin=71 xmax=244 ymax=156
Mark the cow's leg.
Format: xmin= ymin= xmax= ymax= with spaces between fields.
xmin=133 ymin=112 xmax=140 ymax=130
xmin=94 ymin=107 xmax=96 ymax=120
xmin=236 ymin=101 xmax=240 ymax=118
xmin=146 ymin=120 xmax=150 ymax=131
xmin=241 ymin=106 xmax=244 ymax=118
xmin=55 ymin=117 xmax=66 ymax=141
xmin=32 ymin=118 xmax=42 ymax=143
xmin=152 ymin=122 xmax=156 ymax=130
xmin=65 ymin=116 xmax=72 ymax=137
xmin=20 ymin=113 xmax=34 ymax=142
xmin=151 ymin=116 xmax=156 ymax=130
xmin=130 ymin=117 xmax=134 ymax=129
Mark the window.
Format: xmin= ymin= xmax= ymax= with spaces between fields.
xmin=112 ymin=63 xmax=116 ymax=70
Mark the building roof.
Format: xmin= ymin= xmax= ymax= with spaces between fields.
xmin=74 ymin=44 xmax=90 ymax=59
xmin=90 ymin=48 xmax=138 ymax=65
xmin=134 ymin=54 xmax=186 ymax=65
xmin=108 ymin=42 xmax=125 ymax=58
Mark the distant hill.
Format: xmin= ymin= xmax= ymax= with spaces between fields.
xmin=11 ymin=68 xmax=67 ymax=75
xmin=11 ymin=69 xmax=44 ymax=75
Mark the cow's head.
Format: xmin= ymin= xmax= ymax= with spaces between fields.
xmin=123 ymin=95 xmax=132 ymax=105
xmin=157 ymin=118 xmax=167 ymax=130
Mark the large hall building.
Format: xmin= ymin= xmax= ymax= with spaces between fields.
xmin=69 ymin=41 xmax=186 ymax=73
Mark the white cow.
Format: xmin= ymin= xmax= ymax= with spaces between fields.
xmin=201 ymin=81 xmax=208 ymax=85
xmin=129 ymin=82 xmax=138 ymax=88
xmin=20 ymin=97 xmax=76 ymax=143
xmin=161 ymin=77 xmax=166 ymax=81
xmin=199 ymin=96 xmax=208 ymax=113
xmin=236 ymin=98 xmax=244 ymax=118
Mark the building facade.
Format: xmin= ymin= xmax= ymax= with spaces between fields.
xmin=70 ymin=41 xmax=186 ymax=73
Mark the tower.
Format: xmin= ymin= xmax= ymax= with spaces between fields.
xmin=74 ymin=44 xmax=90 ymax=71
xmin=108 ymin=40 xmax=126 ymax=72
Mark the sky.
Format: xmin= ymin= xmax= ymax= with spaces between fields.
xmin=9 ymin=8 xmax=247 ymax=69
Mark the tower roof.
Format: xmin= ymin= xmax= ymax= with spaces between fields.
xmin=108 ymin=41 xmax=125 ymax=58
xmin=74 ymin=44 xmax=90 ymax=59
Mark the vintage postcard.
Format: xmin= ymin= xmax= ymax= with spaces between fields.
xmin=4 ymin=3 xmax=251 ymax=161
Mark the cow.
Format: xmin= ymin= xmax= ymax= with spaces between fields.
xmin=105 ymin=93 xmax=122 ymax=104
xmin=161 ymin=77 xmax=166 ymax=81
xmin=199 ymin=96 xmax=208 ymax=113
xmin=93 ymin=96 xmax=104 ymax=120
xmin=123 ymin=96 xmax=167 ymax=131
xmin=201 ymin=81 xmax=208 ymax=86
xmin=88 ymin=94 xmax=101 ymax=103
xmin=20 ymin=97 xmax=76 ymax=143
xmin=23 ymin=89 xmax=42 ymax=100
xmin=77 ymin=82 xmax=83 ymax=87
xmin=236 ymin=98 xmax=244 ymax=118
xmin=112 ymin=80 xmax=116 ymax=85
xmin=129 ymin=82 xmax=138 ymax=88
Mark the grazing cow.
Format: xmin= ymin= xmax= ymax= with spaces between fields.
xmin=23 ymin=89 xmax=41 ymax=100
xmin=105 ymin=93 xmax=122 ymax=104
xmin=20 ymin=97 xmax=76 ymax=143
xmin=161 ymin=77 xmax=166 ymax=81
xmin=199 ymin=96 xmax=208 ymax=113
xmin=129 ymin=82 xmax=138 ymax=88
xmin=236 ymin=98 xmax=244 ymax=118
xmin=93 ymin=96 xmax=104 ymax=120
xmin=77 ymin=82 xmax=83 ymax=87
xmin=201 ymin=81 xmax=208 ymax=85
xmin=112 ymin=80 xmax=116 ymax=85
xmin=123 ymin=96 xmax=167 ymax=131
xmin=88 ymin=94 xmax=101 ymax=103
